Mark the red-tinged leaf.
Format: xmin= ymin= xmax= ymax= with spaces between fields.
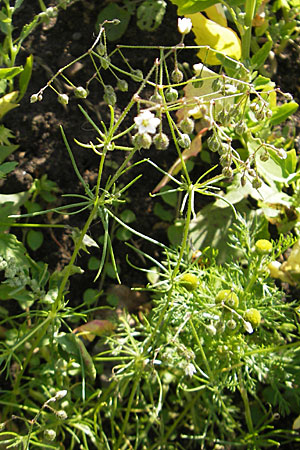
xmin=73 ymin=320 xmax=115 ymax=342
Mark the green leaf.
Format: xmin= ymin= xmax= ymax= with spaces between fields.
xmin=0 ymin=233 xmax=29 ymax=265
xmin=270 ymin=102 xmax=298 ymax=126
xmin=27 ymin=229 xmax=44 ymax=251
xmin=137 ymin=0 xmax=166 ymax=31
xmin=116 ymin=227 xmax=132 ymax=241
xmin=95 ymin=4 xmax=131 ymax=41
xmin=250 ymin=40 xmax=272 ymax=69
xmin=0 ymin=161 xmax=17 ymax=178
xmin=0 ymin=67 xmax=23 ymax=81
xmin=88 ymin=256 xmax=100 ymax=270
xmin=169 ymin=0 xmax=219 ymax=14
xmin=161 ymin=186 xmax=177 ymax=207
xmin=189 ymin=200 xmax=267 ymax=264
xmin=154 ymin=202 xmax=173 ymax=222
xmin=83 ymin=288 xmax=99 ymax=306
xmin=18 ymin=54 xmax=33 ymax=101
xmin=167 ymin=221 xmax=184 ymax=246
xmin=256 ymin=147 xmax=298 ymax=184
xmin=120 ymin=209 xmax=136 ymax=223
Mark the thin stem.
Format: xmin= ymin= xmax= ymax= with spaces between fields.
xmin=242 ymin=0 xmax=257 ymax=62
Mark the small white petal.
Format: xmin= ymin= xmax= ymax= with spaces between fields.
xmin=178 ymin=17 xmax=192 ymax=35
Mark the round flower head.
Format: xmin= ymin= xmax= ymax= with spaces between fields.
xmin=255 ymin=239 xmax=272 ymax=255
xmin=134 ymin=110 xmax=160 ymax=135
xmin=178 ymin=17 xmax=192 ymax=35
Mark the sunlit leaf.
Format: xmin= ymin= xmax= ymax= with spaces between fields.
xmin=73 ymin=320 xmax=115 ymax=342
xmin=186 ymin=12 xmax=241 ymax=65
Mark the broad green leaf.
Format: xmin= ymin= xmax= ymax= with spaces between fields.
xmin=0 ymin=91 xmax=19 ymax=119
xmin=186 ymin=12 xmax=241 ymax=65
xmin=18 ymin=54 xmax=33 ymax=101
xmin=95 ymin=4 xmax=131 ymax=41
xmin=256 ymin=147 xmax=298 ymax=184
xmin=27 ymin=229 xmax=44 ymax=251
xmin=189 ymin=200 xmax=268 ymax=264
xmin=169 ymin=0 xmax=220 ymax=14
xmin=270 ymin=101 xmax=299 ymax=126
xmin=0 ymin=232 xmax=29 ymax=265
xmin=204 ymin=4 xmax=227 ymax=27
xmin=137 ymin=0 xmax=166 ymax=31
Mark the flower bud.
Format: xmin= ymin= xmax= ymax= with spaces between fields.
xmin=260 ymin=151 xmax=269 ymax=162
xmin=117 ymin=79 xmax=128 ymax=92
xmin=153 ymin=133 xmax=169 ymax=150
xmin=103 ymin=85 xmax=116 ymax=106
xmin=165 ymin=88 xmax=178 ymax=102
xmin=74 ymin=86 xmax=88 ymax=98
xmin=131 ymin=69 xmax=143 ymax=82
xmin=235 ymin=121 xmax=247 ymax=136
xmin=255 ymin=239 xmax=272 ymax=255
xmin=58 ymin=94 xmax=69 ymax=105
xmin=178 ymin=133 xmax=191 ymax=148
xmin=100 ymin=56 xmax=110 ymax=70
xmin=150 ymin=93 xmax=163 ymax=104
xmin=140 ymin=133 xmax=152 ymax=149
xmin=179 ymin=273 xmax=199 ymax=291
xmin=222 ymin=166 xmax=233 ymax=178
xmin=252 ymin=177 xmax=262 ymax=189
xmin=44 ymin=429 xmax=56 ymax=441
xmin=30 ymin=93 xmax=39 ymax=103
xmin=215 ymin=290 xmax=239 ymax=309
xmin=244 ymin=308 xmax=261 ymax=328
xmin=178 ymin=17 xmax=192 ymax=35
xmin=171 ymin=68 xmax=184 ymax=83
xmin=56 ymin=410 xmax=68 ymax=420
xmin=96 ymin=43 xmax=106 ymax=56
xmin=207 ymin=135 xmax=220 ymax=152
xmin=227 ymin=319 xmax=237 ymax=330
xmin=179 ymin=118 xmax=194 ymax=134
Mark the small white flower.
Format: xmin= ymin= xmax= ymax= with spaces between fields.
xmin=178 ymin=17 xmax=192 ymax=35
xmin=244 ymin=321 xmax=253 ymax=334
xmin=185 ymin=363 xmax=196 ymax=378
xmin=134 ymin=110 xmax=160 ymax=134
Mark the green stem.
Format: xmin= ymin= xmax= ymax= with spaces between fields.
xmin=114 ymin=376 xmax=140 ymax=450
xmin=238 ymin=368 xmax=254 ymax=434
xmin=242 ymin=0 xmax=257 ymax=62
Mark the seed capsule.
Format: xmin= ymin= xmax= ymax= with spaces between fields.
xmin=179 ymin=273 xmax=199 ymax=291
xmin=215 ymin=290 xmax=239 ymax=309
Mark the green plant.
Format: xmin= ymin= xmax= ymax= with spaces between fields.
xmin=0 ymin=5 xmax=299 ymax=448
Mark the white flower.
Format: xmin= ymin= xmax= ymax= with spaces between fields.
xmin=243 ymin=321 xmax=253 ymax=334
xmin=185 ymin=363 xmax=196 ymax=378
xmin=178 ymin=17 xmax=192 ymax=35
xmin=134 ymin=110 xmax=160 ymax=134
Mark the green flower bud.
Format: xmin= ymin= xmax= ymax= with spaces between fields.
xmin=165 ymin=88 xmax=178 ymax=102
xmin=179 ymin=273 xmax=199 ymax=291
xmin=150 ymin=93 xmax=163 ymax=104
xmin=255 ymin=239 xmax=272 ymax=255
xmin=212 ymin=78 xmax=222 ymax=91
xmin=207 ymin=135 xmax=220 ymax=152
xmin=179 ymin=118 xmax=194 ymax=134
xmin=178 ymin=133 xmax=191 ymax=148
xmin=216 ymin=290 xmax=239 ymax=309
xmin=117 ymin=79 xmax=128 ymax=92
xmin=56 ymin=410 xmax=67 ymax=420
xmin=227 ymin=319 xmax=237 ymax=330
xmin=140 ymin=133 xmax=152 ymax=149
xmin=222 ymin=166 xmax=233 ymax=178
xmin=192 ymin=79 xmax=204 ymax=88
xmin=44 ymin=429 xmax=56 ymax=441
xmin=153 ymin=133 xmax=169 ymax=150
xmin=235 ymin=121 xmax=247 ymax=136
xmin=103 ymin=85 xmax=116 ymax=106
xmin=58 ymin=94 xmax=69 ymax=105
xmin=171 ymin=68 xmax=184 ymax=83
xmin=74 ymin=86 xmax=88 ymax=98
xmin=131 ymin=69 xmax=143 ymax=82
xmin=260 ymin=151 xmax=269 ymax=162
xmin=96 ymin=43 xmax=106 ymax=56
xmin=252 ymin=177 xmax=262 ymax=189
xmin=100 ymin=56 xmax=110 ymax=70
xmin=244 ymin=308 xmax=261 ymax=328
xmin=30 ymin=93 xmax=39 ymax=103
